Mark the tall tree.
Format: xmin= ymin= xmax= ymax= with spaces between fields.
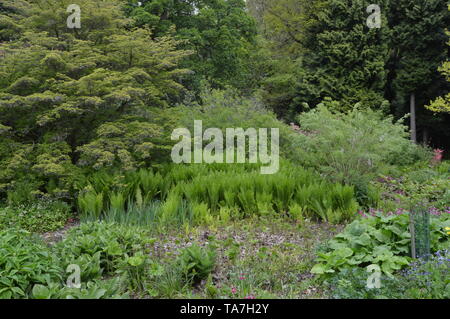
xmin=387 ymin=0 xmax=448 ymax=143
xmin=0 ymin=0 xmax=25 ymax=41
xmin=124 ymin=0 xmax=260 ymax=93
xmin=0 ymin=0 xmax=191 ymax=199
xmin=426 ymin=28 xmax=450 ymax=114
xmin=255 ymin=0 xmax=391 ymax=118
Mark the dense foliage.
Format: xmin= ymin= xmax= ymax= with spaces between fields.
xmin=0 ymin=229 xmax=62 ymax=298
xmin=0 ymin=0 xmax=190 ymax=201
xmin=328 ymin=249 xmax=450 ymax=299
xmin=250 ymin=0 xmax=449 ymax=146
xmin=77 ymin=162 xmax=358 ymax=225
xmin=0 ymin=0 xmax=448 ymax=300
xmin=0 ymin=200 xmax=70 ymax=233
xmin=427 ymin=30 xmax=450 ymax=114
xmin=0 ymin=222 xmax=155 ymax=299
xmin=312 ymin=212 xmax=449 ymax=276
xmin=292 ymin=102 xmax=430 ymax=204
xmin=124 ymin=0 xmax=260 ymax=92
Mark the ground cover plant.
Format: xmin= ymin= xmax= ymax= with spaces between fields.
xmin=0 ymin=200 xmax=70 ymax=233
xmin=328 ymin=249 xmax=450 ymax=299
xmin=0 ymin=0 xmax=448 ymax=301
xmin=311 ymin=211 xmax=450 ymax=276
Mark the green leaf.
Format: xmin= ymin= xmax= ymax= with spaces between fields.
xmin=334 ymin=247 xmax=354 ymax=259
xmin=127 ymin=256 xmax=145 ymax=267
xmin=311 ymin=263 xmax=326 ymax=274
xmin=32 ymin=284 xmax=50 ymax=299
xmin=354 ymin=233 xmax=371 ymax=246
xmin=106 ymin=242 xmax=123 ymax=256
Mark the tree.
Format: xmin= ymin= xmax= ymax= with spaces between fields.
xmin=254 ymin=0 xmax=391 ymax=118
xmin=0 ymin=0 xmax=191 ymax=200
xmin=124 ymin=0 xmax=260 ymax=93
xmin=0 ymin=0 xmax=27 ymax=41
xmin=427 ymin=30 xmax=450 ymax=114
xmin=387 ymin=0 xmax=448 ymax=143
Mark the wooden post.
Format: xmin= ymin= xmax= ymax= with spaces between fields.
xmin=409 ymin=209 xmax=416 ymax=259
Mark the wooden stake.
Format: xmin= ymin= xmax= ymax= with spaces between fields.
xmin=409 ymin=209 xmax=416 ymax=259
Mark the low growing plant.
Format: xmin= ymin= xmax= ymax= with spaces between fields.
xmin=178 ymin=244 xmax=217 ymax=285
xmin=56 ymin=222 xmax=154 ymax=279
xmin=328 ymin=250 xmax=450 ymax=299
xmin=0 ymin=228 xmax=63 ymax=298
xmin=311 ymin=212 xmax=449 ymax=277
xmin=0 ymin=200 xmax=70 ymax=233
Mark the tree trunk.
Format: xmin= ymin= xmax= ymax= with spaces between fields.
xmin=422 ymin=127 xmax=429 ymax=146
xmin=410 ymin=93 xmax=417 ymax=143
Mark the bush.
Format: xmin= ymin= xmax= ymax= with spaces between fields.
xmin=0 ymin=200 xmax=70 ymax=233
xmin=292 ymin=103 xmax=431 ymax=205
xmin=375 ymin=162 xmax=450 ymax=211
xmin=177 ymin=88 xmax=301 ymax=161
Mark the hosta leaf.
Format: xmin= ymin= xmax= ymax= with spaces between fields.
xmin=127 ymin=256 xmax=144 ymax=267
xmin=311 ymin=264 xmax=327 ymax=275
xmin=334 ymin=247 xmax=353 ymax=259
xmin=354 ymin=233 xmax=371 ymax=246
xmin=32 ymin=284 xmax=50 ymax=299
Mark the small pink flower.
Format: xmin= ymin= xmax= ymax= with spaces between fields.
xmin=245 ymin=295 xmax=255 ymax=299
xmin=432 ymin=149 xmax=444 ymax=164
xmin=231 ymin=287 xmax=237 ymax=294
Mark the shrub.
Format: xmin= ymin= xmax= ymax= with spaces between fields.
xmin=375 ymin=162 xmax=450 ymax=211
xmin=177 ymin=88 xmax=301 ymax=161
xmin=293 ymin=104 xmax=431 ymax=205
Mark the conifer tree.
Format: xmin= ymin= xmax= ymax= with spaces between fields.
xmin=387 ymin=0 xmax=448 ymax=142
xmin=0 ymin=0 xmax=191 ymax=199
xmin=257 ymin=0 xmax=391 ymax=117
xmin=427 ymin=30 xmax=450 ymax=114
